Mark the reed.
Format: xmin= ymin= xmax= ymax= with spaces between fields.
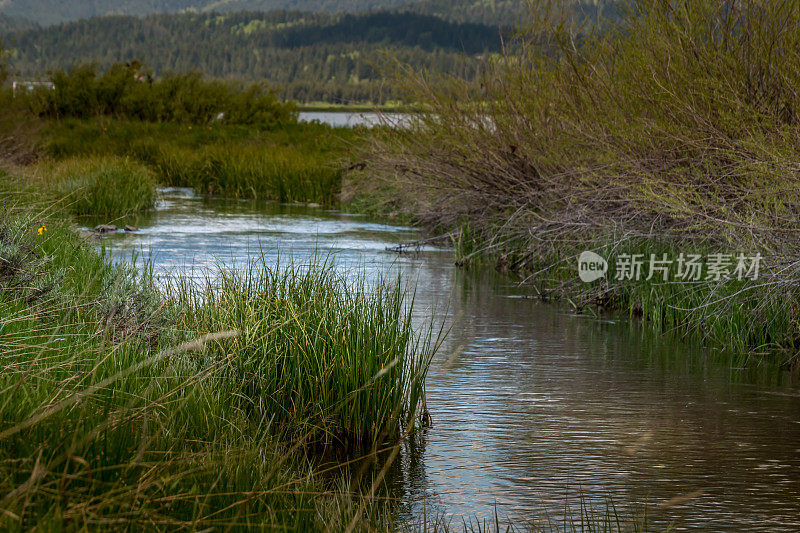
xmin=165 ymin=256 xmax=433 ymax=451
xmin=146 ymin=142 xmax=343 ymax=203
xmin=26 ymin=155 xmax=158 ymax=218
xmin=46 ymin=118 xmax=354 ymax=205
xmin=518 ymin=236 xmax=800 ymax=368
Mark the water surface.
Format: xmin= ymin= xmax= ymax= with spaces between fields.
xmin=99 ymin=189 xmax=800 ymax=530
xmin=299 ymin=111 xmax=409 ymax=128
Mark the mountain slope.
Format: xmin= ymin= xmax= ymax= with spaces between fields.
xmin=399 ymin=0 xmax=625 ymax=26
xmin=5 ymin=10 xmax=502 ymax=102
xmin=0 ymin=0 xmax=410 ymax=26
xmin=0 ymin=0 xmax=620 ymax=27
xmin=0 ymin=13 xmax=38 ymax=33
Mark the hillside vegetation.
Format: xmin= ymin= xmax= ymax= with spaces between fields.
xmin=405 ymin=0 xmax=625 ymax=25
xmin=4 ymin=10 xmax=503 ymax=102
xmin=0 ymin=13 xmax=37 ymax=32
xmin=0 ymin=0 xmax=498 ymax=25
xmin=0 ymin=0 xmax=622 ymax=27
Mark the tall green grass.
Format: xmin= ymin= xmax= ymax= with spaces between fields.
xmin=134 ymin=141 xmax=342 ymax=203
xmin=47 ymin=119 xmax=354 ymax=204
xmin=0 ymin=177 xmax=429 ymax=529
xmin=166 ymin=258 xmax=432 ymax=451
xmin=27 ymin=155 xmax=158 ymax=218
xmin=515 ymin=234 xmax=799 ymax=367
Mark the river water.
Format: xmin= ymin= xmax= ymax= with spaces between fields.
xmin=299 ymin=111 xmax=409 ymax=128
xmin=96 ymin=189 xmax=800 ymax=530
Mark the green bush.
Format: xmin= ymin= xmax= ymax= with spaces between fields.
xmin=23 ymin=61 xmax=297 ymax=127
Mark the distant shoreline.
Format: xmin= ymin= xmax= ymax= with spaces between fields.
xmin=296 ymin=102 xmax=411 ymax=112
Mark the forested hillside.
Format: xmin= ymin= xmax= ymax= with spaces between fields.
xmin=399 ymin=0 xmax=622 ymax=26
xmin=4 ymin=10 xmax=502 ymax=103
xmin=0 ymin=13 xmax=37 ymax=33
xmin=399 ymin=0 xmax=525 ymax=25
xmin=0 ymin=0 xmax=410 ymax=26
xmin=0 ymin=0 xmax=619 ymax=27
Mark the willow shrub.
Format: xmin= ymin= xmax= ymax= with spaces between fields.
xmin=360 ymin=0 xmax=800 ymax=364
xmin=21 ymin=61 xmax=297 ymax=127
xmin=365 ymin=0 xmax=800 ymax=246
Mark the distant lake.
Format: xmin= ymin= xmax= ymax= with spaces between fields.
xmin=299 ymin=111 xmax=410 ymax=128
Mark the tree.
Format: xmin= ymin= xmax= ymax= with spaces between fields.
xmin=0 ymin=41 xmax=8 ymax=86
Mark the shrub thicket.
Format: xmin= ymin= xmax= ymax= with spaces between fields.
xmin=21 ymin=61 xmax=297 ymax=126
xmin=360 ymin=0 xmax=800 ymax=365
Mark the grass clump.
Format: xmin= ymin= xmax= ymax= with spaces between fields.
xmin=359 ymin=0 xmax=800 ymax=366
xmin=143 ymin=142 xmax=342 ymax=203
xmin=168 ymin=258 xmax=432 ymax=452
xmin=27 ymin=155 xmax=157 ymax=218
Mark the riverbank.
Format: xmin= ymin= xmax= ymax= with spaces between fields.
xmin=0 ymin=63 xmax=359 ymax=208
xmin=298 ymin=102 xmax=410 ymax=113
xmin=43 ymin=118 xmax=357 ymax=205
xmin=0 ymin=172 xmax=432 ymax=530
xmin=356 ymin=0 xmax=800 ymax=370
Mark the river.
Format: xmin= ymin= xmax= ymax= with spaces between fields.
xmin=95 ymin=189 xmax=800 ymax=530
xmin=299 ymin=111 xmax=410 ymax=128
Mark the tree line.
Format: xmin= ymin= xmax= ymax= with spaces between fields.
xmin=4 ymin=10 xmax=502 ymax=102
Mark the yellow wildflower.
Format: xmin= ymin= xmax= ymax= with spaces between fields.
xmin=37 ymin=226 xmax=47 ymax=236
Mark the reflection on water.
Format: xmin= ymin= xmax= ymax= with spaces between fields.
xmin=99 ymin=189 xmax=800 ymax=531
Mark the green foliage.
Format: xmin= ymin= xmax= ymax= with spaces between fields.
xmin=0 ymin=0 xmax=409 ymax=25
xmin=0 ymin=0 xmax=624 ymax=26
xmin=0 ymin=40 xmax=8 ymax=86
xmin=21 ymin=61 xmax=296 ymax=125
xmin=46 ymin=119 xmax=353 ymax=204
xmin=0 ymin=178 xmax=423 ymax=529
xmin=167 ymin=257 xmax=432 ymax=451
xmin=5 ymin=10 xmax=502 ymax=103
xmin=0 ymin=13 xmax=37 ymax=33
xmin=29 ymin=155 xmax=158 ymax=217
xmin=402 ymin=0 xmax=625 ymax=25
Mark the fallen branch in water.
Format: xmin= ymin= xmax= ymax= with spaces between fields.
xmin=385 ymin=232 xmax=454 ymax=253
